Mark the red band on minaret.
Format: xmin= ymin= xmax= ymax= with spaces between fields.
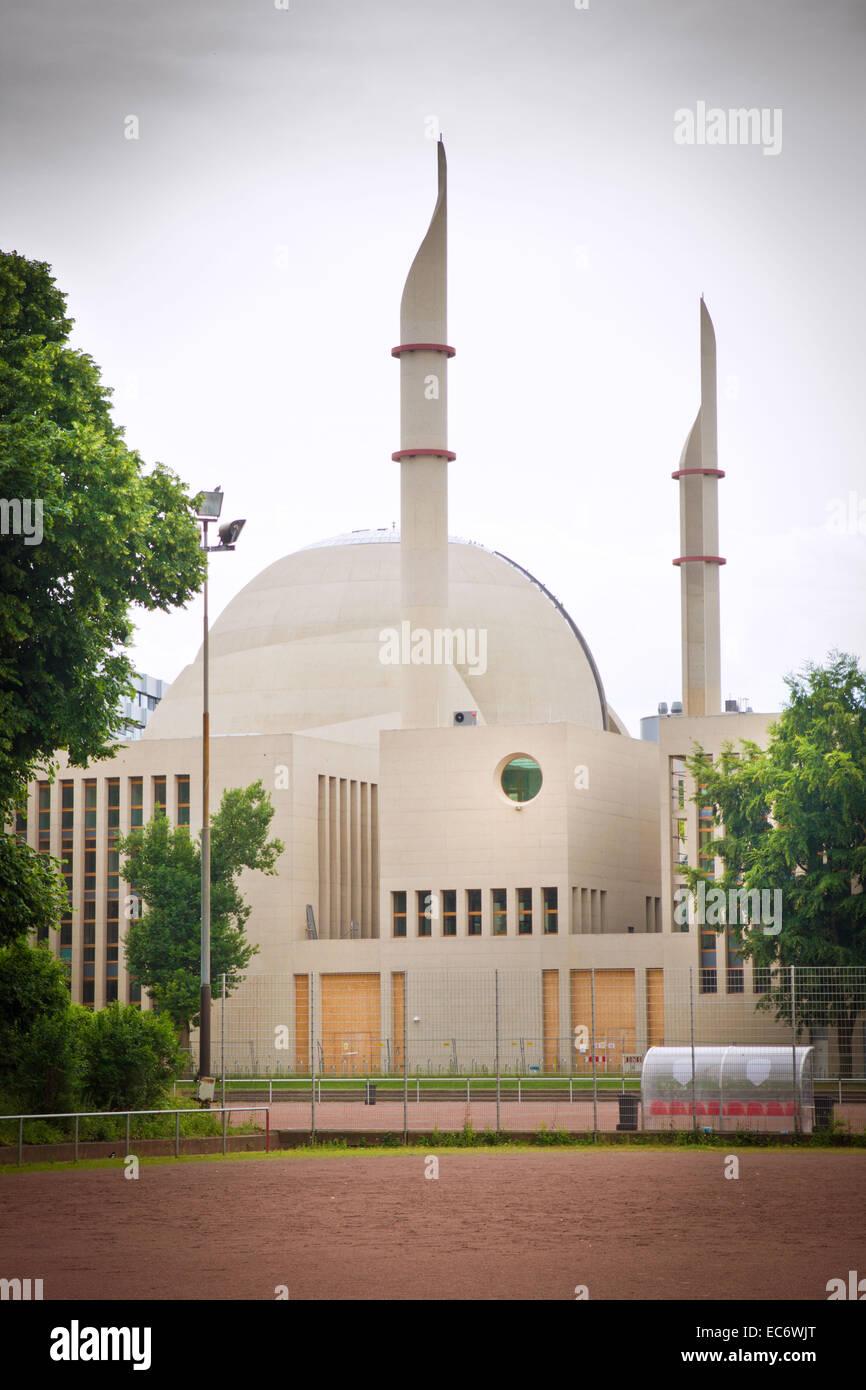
xmin=392 ymin=449 xmax=457 ymax=461
xmin=672 ymin=555 xmax=726 ymax=566
xmin=392 ymin=343 xmax=456 ymax=357
xmin=671 ymin=468 xmax=726 ymax=479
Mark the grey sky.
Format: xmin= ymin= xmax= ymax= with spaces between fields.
xmin=2 ymin=0 xmax=864 ymax=734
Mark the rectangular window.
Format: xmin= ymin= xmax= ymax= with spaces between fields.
xmin=727 ymin=927 xmax=744 ymax=993
xmin=467 ymin=889 xmax=482 ymax=936
xmin=542 ymin=887 xmax=558 ymax=934
xmin=130 ymin=777 xmax=143 ymax=830
xmin=417 ymin=890 xmax=432 ymax=937
xmin=517 ymin=887 xmax=533 ymax=935
xmin=176 ymin=775 xmax=190 ymax=826
xmin=700 ymin=920 xmax=717 ymax=993
xmin=14 ymin=809 xmax=27 ymax=843
xmin=442 ymin=889 xmax=457 ymax=936
xmin=83 ymin=781 xmax=97 ymax=902
xmin=106 ymin=778 xmax=120 ymax=903
xmin=492 ymin=888 xmax=507 ymax=936
xmin=59 ymin=782 xmax=74 ymax=949
xmin=153 ymin=776 xmax=167 ymax=816
xmin=129 ymin=977 xmax=141 ymax=1007
xmin=392 ymin=890 xmax=407 ymax=938
xmin=753 ymin=966 xmax=772 ymax=994
xmin=38 ymin=782 xmax=51 ymax=854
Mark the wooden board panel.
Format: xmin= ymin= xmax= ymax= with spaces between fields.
xmin=646 ymin=967 xmax=665 ymax=1047
xmin=542 ymin=970 xmax=559 ymax=1073
xmin=392 ymin=972 xmax=405 ymax=1074
xmin=570 ymin=969 xmax=636 ymax=1069
xmin=294 ymin=974 xmax=309 ymax=1073
xmin=321 ymin=972 xmax=381 ymax=1075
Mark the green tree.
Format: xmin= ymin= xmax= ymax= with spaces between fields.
xmin=0 ymin=832 xmax=68 ymax=949
xmin=81 ymin=1002 xmax=184 ymax=1111
xmin=119 ymin=780 xmax=283 ymax=1037
xmin=0 ymin=939 xmax=88 ymax=1112
xmin=684 ymin=652 xmax=866 ymax=1075
xmin=0 ymin=248 xmax=205 ymax=816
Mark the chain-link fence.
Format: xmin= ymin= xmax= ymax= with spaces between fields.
xmin=189 ymin=966 xmax=866 ymax=1136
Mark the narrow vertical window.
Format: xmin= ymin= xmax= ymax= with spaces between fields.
xmin=517 ymin=887 xmax=533 ymax=935
xmin=176 ymin=775 xmax=190 ymax=826
xmin=417 ymin=890 xmax=432 ymax=937
xmin=467 ymin=889 xmax=482 ymax=936
xmin=491 ymin=888 xmax=507 ymax=936
xmin=392 ymin=891 xmax=407 ymax=938
xmin=542 ymin=887 xmax=558 ymax=934
xmin=442 ymin=890 xmax=457 ymax=936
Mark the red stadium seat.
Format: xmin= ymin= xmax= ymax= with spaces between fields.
xmin=650 ymin=1101 xmax=669 ymax=1115
xmin=670 ymin=1101 xmax=691 ymax=1115
xmin=746 ymin=1102 xmax=764 ymax=1115
xmin=767 ymin=1102 xmax=784 ymax=1115
xmin=724 ymin=1102 xmax=745 ymax=1115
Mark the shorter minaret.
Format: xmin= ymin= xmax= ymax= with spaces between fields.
xmin=673 ymin=298 xmax=725 ymax=718
xmin=392 ymin=138 xmax=455 ymax=728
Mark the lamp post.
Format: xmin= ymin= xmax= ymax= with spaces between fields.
xmin=195 ymin=489 xmax=245 ymax=1097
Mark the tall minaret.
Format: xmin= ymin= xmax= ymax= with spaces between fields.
xmin=392 ymin=137 xmax=455 ymax=729
xmin=673 ymin=298 xmax=725 ymax=717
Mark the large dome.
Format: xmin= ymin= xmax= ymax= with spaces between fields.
xmin=144 ymin=531 xmax=613 ymax=744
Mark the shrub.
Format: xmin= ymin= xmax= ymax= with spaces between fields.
xmin=81 ymin=1002 xmax=184 ymax=1112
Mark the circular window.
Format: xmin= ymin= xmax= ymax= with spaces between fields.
xmin=500 ymin=755 xmax=543 ymax=803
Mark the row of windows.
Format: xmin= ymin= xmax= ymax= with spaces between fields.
xmin=392 ymin=888 xmax=559 ymax=937
xmin=29 ymin=775 xmax=190 ymax=829
xmin=26 ymin=774 xmax=189 ymax=1008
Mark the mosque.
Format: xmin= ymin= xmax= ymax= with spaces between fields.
xmin=21 ymin=140 xmax=816 ymax=1073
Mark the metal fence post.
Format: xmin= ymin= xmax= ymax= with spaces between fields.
xmin=126 ymin=1111 xmax=130 ymax=1155
xmin=495 ymin=969 xmax=501 ymax=1133
xmin=689 ymin=966 xmax=698 ymax=1133
xmin=310 ymin=971 xmax=316 ymax=1142
xmin=221 ymin=972 xmax=226 ymax=1110
xmin=175 ymin=1109 xmax=180 ymax=1159
xmin=791 ymin=965 xmax=799 ymax=1135
xmin=590 ymin=968 xmax=598 ymax=1135
xmin=403 ymin=971 xmax=408 ymax=1145
xmin=18 ymin=1116 xmax=23 ymax=1167
xmin=222 ymin=1106 xmax=228 ymax=1155
xmin=74 ymin=1114 xmax=79 ymax=1163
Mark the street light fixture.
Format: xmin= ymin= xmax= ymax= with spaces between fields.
xmin=194 ymin=488 xmax=245 ymax=1100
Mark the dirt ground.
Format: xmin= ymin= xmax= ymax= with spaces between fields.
xmin=1 ymin=1149 xmax=863 ymax=1300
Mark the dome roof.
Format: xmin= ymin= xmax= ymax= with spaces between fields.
xmin=144 ymin=531 xmax=611 ymax=744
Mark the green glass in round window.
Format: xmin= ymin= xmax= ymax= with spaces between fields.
xmin=501 ymin=756 xmax=542 ymax=803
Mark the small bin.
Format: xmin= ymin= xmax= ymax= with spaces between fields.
xmin=616 ymin=1093 xmax=639 ymax=1131
xmin=814 ymin=1093 xmax=834 ymax=1131
xmin=365 ymin=1082 xmax=377 ymax=1106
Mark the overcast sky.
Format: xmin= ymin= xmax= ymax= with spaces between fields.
xmin=2 ymin=0 xmax=864 ymax=735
